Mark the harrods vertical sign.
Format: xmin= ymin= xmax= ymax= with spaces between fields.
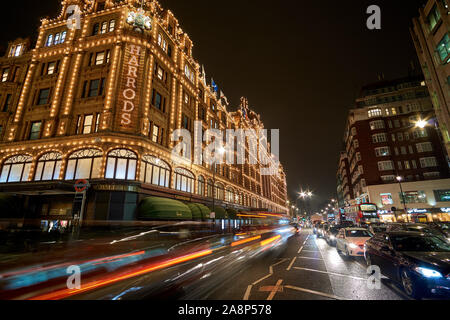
xmin=119 ymin=44 xmax=143 ymax=132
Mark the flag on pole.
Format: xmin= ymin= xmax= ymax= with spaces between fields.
xmin=211 ymin=78 xmax=218 ymax=93
xmin=220 ymin=90 xmax=229 ymax=105
xmin=200 ymin=65 xmax=206 ymax=85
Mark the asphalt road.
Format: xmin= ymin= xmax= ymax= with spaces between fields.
xmin=208 ymin=229 xmax=410 ymax=300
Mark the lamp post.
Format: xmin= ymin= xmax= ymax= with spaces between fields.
xmin=396 ymin=175 xmax=409 ymax=223
xmin=297 ymin=189 xmax=313 ymax=216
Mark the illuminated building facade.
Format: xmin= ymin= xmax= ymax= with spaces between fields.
xmin=337 ymin=75 xmax=450 ymax=221
xmin=0 ymin=0 xmax=288 ymax=223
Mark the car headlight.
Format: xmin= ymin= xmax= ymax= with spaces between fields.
xmin=349 ymin=243 xmax=358 ymax=249
xmin=415 ymin=267 xmax=443 ymax=278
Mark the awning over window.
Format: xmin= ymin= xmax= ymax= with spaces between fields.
xmin=208 ymin=205 xmax=227 ymax=219
xmin=226 ymin=208 xmax=238 ymax=219
xmin=138 ymin=197 xmax=192 ymax=220
xmin=192 ymin=203 xmax=212 ymax=220
xmin=187 ymin=203 xmax=202 ymax=220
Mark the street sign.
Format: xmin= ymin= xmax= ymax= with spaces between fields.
xmin=74 ymin=179 xmax=90 ymax=193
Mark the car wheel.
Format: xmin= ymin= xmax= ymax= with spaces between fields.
xmin=401 ymin=269 xmax=424 ymax=300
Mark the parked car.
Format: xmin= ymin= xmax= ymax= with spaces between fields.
xmin=387 ymin=223 xmax=448 ymax=243
xmin=336 ymin=228 xmax=373 ymax=257
xmin=365 ymin=231 xmax=450 ymax=299
xmin=324 ymin=225 xmax=341 ymax=246
xmin=369 ymin=223 xmax=387 ymax=234
xmin=427 ymin=222 xmax=450 ymax=243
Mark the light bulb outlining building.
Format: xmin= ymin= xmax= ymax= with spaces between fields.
xmin=0 ymin=0 xmax=288 ymax=224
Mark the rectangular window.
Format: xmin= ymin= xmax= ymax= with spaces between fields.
xmin=381 ymin=175 xmax=396 ymax=182
xmin=420 ymin=157 xmax=438 ymax=168
xmin=416 ymin=142 xmax=433 ymax=153
xmin=428 ymin=4 xmax=441 ymax=30
xmin=3 ymin=94 xmax=12 ymax=112
xmin=378 ymin=161 xmax=394 ymax=171
xmin=152 ymin=90 xmax=162 ymax=110
xmin=401 ymin=146 xmax=407 ymax=155
xmin=368 ymin=108 xmax=382 ymax=118
xmin=109 ymin=20 xmax=116 ymax=32
xmin=37 ymin=88 xmax=50 ymax=105
xmin=83 ymin=114 xmax=93 ymax=134
xmin=29 ymin=121 xmax=42 ymax=140
xmin=434 ymin=189 xmax=450 ymax=202
xmin=152 ymin=125 xmax=159 ymax=143
xmin=47 ymin=61 xmax=57 ymax=75
xmin=400 ymin=191 xmax=427 ymax=204
xmin=372 ymin=133 xmax=387 ymax=143
xmin=404 ymin=161 xmax=411 ymax=170
xmin=412 ymin=160 xmax=417 ymax=169
xmin=409 ymin=145 xmax=414 ymax=154
xmin=369 ymin=120 xmax=385 ymax=130
xmin=1 ymin=68 xmax=9 ymax=82
xmin=375 ymin=147 xmax=390 ymax=157
xmin=95 ymin=51 xmax=105 ymax=65
xmin=424 ymin=172 xmax=440 ymax=180
xmin=437 ymin=34 xmax=450 ymax=63
xmin=101 ymin=21 xmax=108 ymax=34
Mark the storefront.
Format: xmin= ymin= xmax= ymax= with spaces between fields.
xmin=378 ymin=208 xmax=450 ymax=223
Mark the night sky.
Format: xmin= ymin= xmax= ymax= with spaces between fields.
xmin=0 ymin=0 xmax=428 ymax=211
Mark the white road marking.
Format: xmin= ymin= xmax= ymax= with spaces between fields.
xmin=243 ymin=258 xmax=289 ymax=300
xmin=286 ymin=257 xmax=297 ymax=271
xmin=292 ymin=267 xmax=367 ymax=281
xmin=243 ymin=285 xmax=253 ymax=300
xmin=284 ymin=285 xmax=348 ymax=300
xmin=297 ymin=256 xmax=323 ymax=260
xmin=267 ymin=279 xmax=283 ymax=301
xmin=301 ymin=250 xmax=319 ymax=253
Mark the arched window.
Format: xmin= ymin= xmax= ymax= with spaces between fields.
xmin=198 ymin=175 xmax=205 ymax=196
xmin=174 ymin=168 xmax=194 ymax=193
xmin=226 ymin=187 xmax=234 ymax=203
xmin=215 ymin=183 xmax=225 ymax=201
xmin=65 ymin=149 xmax=102 ymax=180
xmin=140 ymin=155 xmax=170 ymax=188
xmin=0 ymin=155 xmax=32 ymax=183
xmin=105 ymin=149 xmax=137 ymax=180
xmin=35 ymin=152 xmax=62 ymax=181
xmin=207 ymin=179 xmax=214 ymax=198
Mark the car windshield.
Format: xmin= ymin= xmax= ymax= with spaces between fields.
xmin=391 ymin=235 xmax=450 ymax=252
xmin=346 ymin=230 xmax=372 ymax=237
xmin=372 ymin=227 xmax=387 ymax=232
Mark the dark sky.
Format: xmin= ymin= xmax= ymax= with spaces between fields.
xmin=0 ymin=0 xmax=427 ymax=211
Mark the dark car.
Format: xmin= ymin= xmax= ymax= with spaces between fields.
xmin=316 ymin=223 xmax=327 ymax=238
xmin=365 ymin=231 xmax=450 ymax=299
xmin=427 ymin=222 xmax=450 ymax=242
xmin=313 ymin=222 xmax=322 ymax=235
xmin=324 ymin=225 xmax=340 ymax=246
xmin=369 ymin=224 xmax=387 ymax=234
xmin=387 ymin=223 xmax=448 ymax=242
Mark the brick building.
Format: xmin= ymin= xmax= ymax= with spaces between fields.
xmin=337 ymin=75 xmax=450 ymax=221
xmin=0 ymin=0 xmax=288 ymax=226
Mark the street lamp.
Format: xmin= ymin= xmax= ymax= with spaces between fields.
xmin=396 ymin=175 xmax=409 ymax=223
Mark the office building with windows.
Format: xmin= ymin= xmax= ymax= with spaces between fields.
xmin=337 ymin=75 xmax=450 ymax=222
xmin=0 ymin=0 xmax=288 ymax=225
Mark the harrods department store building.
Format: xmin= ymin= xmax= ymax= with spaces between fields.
xmin=0 ymin=0 xmax=288 ymax=223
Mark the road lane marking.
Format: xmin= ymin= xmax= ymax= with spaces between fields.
xmin=244 ymin=258 xmax=290 ymax=299
xmin=267 ymin=279 xmax=283 ymax=301
xmin=252 ymin=274 xmax=272 ymax=286
xmin=292 ymin=267 xmax=367 ymax=281
xmin=243 ymin=285 xmax=253 ymax=300
xmin=284 ymin=285 xmax=348 ymax=300
xmin=297 ymin=256 xmax=323 ymax=260
xmin=286 ymin=257 xmax=297 ymax=271
xmin=301 ymin=250 xmax=319 ymax=253
xmin=297 ymin=246 xmax=304 ymax=254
